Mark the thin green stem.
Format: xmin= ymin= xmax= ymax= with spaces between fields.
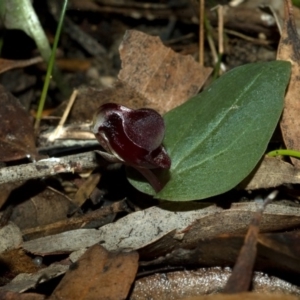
xmin=212 ymin=53 xmax=223 ymax=81
xmin=34 ymin=0 xmax=68 ymax=130
xmin=267 ymin=149 xmax=300 ymax=159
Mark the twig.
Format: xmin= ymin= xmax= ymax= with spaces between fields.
xmin=223 ymin=191 xmax=277 ymax=293
xmin=0 ymin=151 xmax=102 ymax=185
xmin=264 ymin=5 xmax=282 ymax=35
xmin=224 ymin=29 xmax=272 ymax=45
xmin=22 ymin=199 xmax=130 ymax=240
xmin=48 ymin=89 xmax=78 ymax=142
xmin=199 ymin=0 xmax=205 ymax=66
xmin=218 ymin=5 xmax=224 ymax=56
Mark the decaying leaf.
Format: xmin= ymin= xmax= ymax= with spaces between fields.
xmin=130 ymin=268 xmax=300 ymax=300
xmin=60 ymin=81 xmax=149 ymax=123
xmin=22 ymin=202 xmax=300 ymax=257
xmin=22 ymin=200 xmax=128 ymax=240
xmin=258 ymin=231 xmax=300 ymax=262
xmin=22 ymin=203 xmax=220 ymax=255
xmin=0 ymin=248 xmax=41 ymax=278
xmin=118 ymin=30 xmax=212 ymax=114
xmin=0 ymin=182 xmax=24 ymax=210
xmin=0 ymin=263 xmax=69 ymax=293
xmin=239 ymin=156 xmax=300 ymax=190
xmin=183 ymin=295 xmax=298 ymax=300
xmin=50 ymin=245 xmax=138 ymax=300
xmin=0 ymin=222 xmax=22 ymax=254
xmin=73 ymin=173 xmax=101 ymax=208
xmin=10 ymin=185 xmax=75 ymax=230
xmin=139 ymin=230 xmax=300 ymax=275
xmin=63 ymin=29 xmax=212 ymax=123
xmin=0 ymin=290 xmax=45 ymax=300
xmin=223 ymin=195 xmax=272 ymax=293
xmin=277 ymin=0 xmax=300 ymax=168
xmin=0 ymin=85 xmax=38 ymax=162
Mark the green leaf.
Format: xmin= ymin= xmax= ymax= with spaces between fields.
xmin=0 ymin=0 xmax=51 ymax=62
xmin=0 ymin=0 xmax=69 ymax=96
xmin=128 ymin=61 xmax=291 ymax=201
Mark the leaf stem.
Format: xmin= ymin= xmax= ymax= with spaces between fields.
xmin=134 ymin=167 xmax=163 ymax=193
xmin=34 ymin=0 xmax=68 ymax=131
xmin=267 ymin=149 xmax=300 ymax=159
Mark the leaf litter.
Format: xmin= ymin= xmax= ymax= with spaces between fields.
xmin=2 ymin=0 xmax=300 ymax=298
xmin=0 ymin=85 xmax=38 ymax=162
xmin=277 ymin=0 xmax=300 ymax=169
xmin=49 ymin=245 xmax=138 ymax=300
xmin=131 ymin=268 xmax=300 ymax=300
xmin=118 ymin=30 xmax=213 ymax=114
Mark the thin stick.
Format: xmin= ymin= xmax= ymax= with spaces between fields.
xmin=218 ymin=5 xmax=224 ymax=55
xmin=48 ymin=89 xmax=78 ymax=142
xmin=199 ymin=0 xmax=205 ymax=66
xmin=266 ymin=5 xmax=282 ymax=35
xmin=0 ymin=151 xmax=101 ymax=185
xmin=224 ymin=29 xmax=271 ymax=45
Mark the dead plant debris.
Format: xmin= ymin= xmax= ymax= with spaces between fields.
xmin=1 ymin=0 xmax=300 ymax=298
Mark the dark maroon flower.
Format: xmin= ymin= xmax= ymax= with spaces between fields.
xmin=92 ymin=103 xmax=171 ymax=192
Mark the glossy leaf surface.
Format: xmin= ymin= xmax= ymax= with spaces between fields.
xmin=128 ymin=61 xmax=291 ymax=201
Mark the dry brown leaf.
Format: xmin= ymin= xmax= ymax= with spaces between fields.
xmin=130 ymin=268 xmax=300 ymax=300
xmin=10 ymin=185 xmax=74 ymax=230
xmin=69 ymin=0 xmax=102 ymax=11
xmin=22 ymin=202 xmax=300 ymax=257
xmin=0 ymin=223 xmax=22 ymax=254
xmin=50 ymin=244 xmax=138 ymax=300
xmin=22 ymin=200 xmax=128 ymax=240
xmin=0 ymin=249 xmax=41 ymax=278
xmin=0 ymin=263 xmax=69 ymax=293
xmin=0 ymin=182 xmax=24 ymax=210
xmin=22 ymin=203 xmax=221 ymax=255
xmin=183 ymin=293 xmax=298 ymax=300
xmin=277 ymin=0 xmax=300 ymax=168
xmin=139 ymin=231 xmax=300 ymax=275
xmin=258 ymin=231 xmax=300 ymax=261
xmin=60 ymin=81 xmax=149 ymax=123
xmin=223 ymin=197 xmax=270 ymax=293
xmin=0 ymin=85 xmax=38 ymax=162
xmin=0 ymin=290 xmax=45 ymax=300
xmin=58 ymin=30 xmax=211 ymax=123
xmin=118 ymin=30 xmax=212 ymax=114
xmin=240 ymin=156 xmax=300 ymax=190
xmin=73 ymin=173 xmax=101 ymax=208
xmin=139 ymin=202 xmax=300 ymax=260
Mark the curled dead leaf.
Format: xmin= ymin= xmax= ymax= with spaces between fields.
xmin=118 ymin=30 xmax=212 ymax=114
xmin=277 ymin=0 xmax=300 ymax=168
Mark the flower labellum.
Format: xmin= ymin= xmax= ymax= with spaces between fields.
xmin=92 ymin=103 xmax=171 ymax=192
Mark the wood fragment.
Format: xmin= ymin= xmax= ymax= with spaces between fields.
xmin=0 ymin=152 xmax=102 ymax=185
